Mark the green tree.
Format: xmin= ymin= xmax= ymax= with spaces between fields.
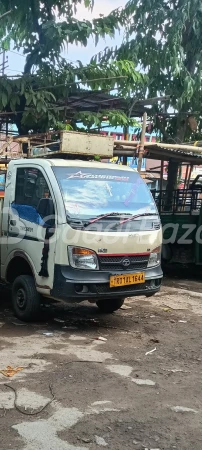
xmin=0 ymin=59 xmax=144 ymax=134
xmin=0 ymin=0 xmax=121 ymax=74
xmin=97 ymin=0 xmax=202 ymax=193
xmin=0 ymin=1 xmax=145 ymax=133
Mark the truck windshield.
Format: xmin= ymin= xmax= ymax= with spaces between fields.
xmin=52 ymin=167 xmax=157 ymax=220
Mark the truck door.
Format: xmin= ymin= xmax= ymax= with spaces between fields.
xmin=6 ymin=166 xmax=57 ymax=289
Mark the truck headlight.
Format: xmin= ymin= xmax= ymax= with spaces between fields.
xmin=68 ymin=246 xmax=99 ymax=270
xmin=147 ymin=246 xmax=161 ymax=268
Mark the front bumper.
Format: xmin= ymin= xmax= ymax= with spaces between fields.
xmin=50 ymin=264 xmax=163 ymax=303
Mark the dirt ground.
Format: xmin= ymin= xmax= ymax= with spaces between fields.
xmin=0 ymin=274 xmax=202 ymax=450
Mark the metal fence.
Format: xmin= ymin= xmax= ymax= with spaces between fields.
xmin=151 ymin=188 xmax=202 ymax=214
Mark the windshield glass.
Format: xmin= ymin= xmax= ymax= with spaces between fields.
xmin=52 ymin=167 xmax=157 ymax=220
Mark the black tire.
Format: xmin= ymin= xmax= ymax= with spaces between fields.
xmin=12 ymin=275 xmax=40 ymax=322
xmin=146 ymin=292 xmax=156 ymax=298
xmin=96 ymin=298 xmax=125 ymax=314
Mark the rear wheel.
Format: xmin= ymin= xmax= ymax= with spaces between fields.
xmin=96 ymin=298 xmax=125 ymax=314
xmin=12 ymin=275 xmax=40 ymax=322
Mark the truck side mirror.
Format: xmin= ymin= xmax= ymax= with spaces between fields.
xmin=37 ymin=198 xmax=55 ymax=226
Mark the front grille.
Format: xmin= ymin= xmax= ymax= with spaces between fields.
xmin=99 ymin=255 xmax=149 ymax=272
xmin=99 ymin=263 xmax=148 ymax=271
xmin=96 ymin=281 xmax=151 ymax=295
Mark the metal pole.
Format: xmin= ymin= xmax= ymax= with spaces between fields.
xmin=187 ymin=165 xmax=192 ymax=190
xmin=159 ymin=160 xmax=164 ymax=212
xmin=123 ymin=126 xmax=128 ymax=165
xmin=182 ymin=165 xmax=192 ymax=212
xmin=4 ymin=117 xmax=8 ymax=163
xmin=180 ymin=164 xmax=189 ymax=211
xmin=184 ymin=165 xmax=189 ymax=188
xmin=137 ymin=112 xmax=147 ymax=173
xmin=160 ymin=160 xmax=164 ymax=191
xmin=2 ymin=50 xmax=5 ymax=75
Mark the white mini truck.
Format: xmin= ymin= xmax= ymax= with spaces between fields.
xmin=0 ymin=152 xmax=163 ymax=320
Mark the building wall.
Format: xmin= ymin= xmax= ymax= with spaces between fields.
xmin=0 ymin=133 xmax=20 ymax=157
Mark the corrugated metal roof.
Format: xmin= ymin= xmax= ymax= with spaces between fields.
xmin=144 ymin=145 xmax=202 ymax=164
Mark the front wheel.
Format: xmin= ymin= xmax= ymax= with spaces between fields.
xmin=12 ymin=275 xmax=40 ymax=322
xmin=96 ymin=298 xmax=125 ymax=314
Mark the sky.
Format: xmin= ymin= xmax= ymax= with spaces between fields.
xmin=5 ymin=0 xmax=127 ymax=75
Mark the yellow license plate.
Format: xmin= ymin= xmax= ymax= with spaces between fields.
xmin=110 ymin=272 xmax=145 ymax=288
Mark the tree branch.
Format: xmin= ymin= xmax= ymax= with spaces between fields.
xmin=0 ymin=10 xmax=12 ymax=20
xmin=155 ymin=115 xmax=170 ymax=141
xmin=30 ymin=0 xmax=41 ymax=34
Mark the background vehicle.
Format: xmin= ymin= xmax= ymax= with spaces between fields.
xmin=152 ymin=179 xmax=202 ymax=266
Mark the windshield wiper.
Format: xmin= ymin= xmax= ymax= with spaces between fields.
xmin=66 ymin=213 xmax=127 ymax=228
xmin=120 ymin=212 xmax=158 ymax=225
xmin=88 ymin=212 xmax=131 ymax=224
xmin=66 ymin=212 xmax=158 ymax=228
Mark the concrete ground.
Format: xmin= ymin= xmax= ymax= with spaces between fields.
xmin=0 ymin=275 xmax=202 ymax=450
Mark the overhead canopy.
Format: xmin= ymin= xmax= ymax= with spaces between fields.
xmin=114 ymin=141 xmax=202 ymax=164
xmin=0 ymin=91 xmax=171 ymax=128
xmin=141 ymin=144 xmax=202 ymax=165
xmin=59 ymin=91 xmax=150 ymax=117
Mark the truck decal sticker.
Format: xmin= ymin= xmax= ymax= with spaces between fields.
xmin=8 ymin=232 xmax=43 ymax=242
xmin=124 ymin=179 xmax=142 ymax=207
xmin=67 ymin=171 xmax=129 ymax=182
xmin=20 ymin=226 xmax=34 ymax=233
xmin=12 ymin=204 xmax=45 ymax=226
xmin=10 ymin=205 xmax=52 ymax=278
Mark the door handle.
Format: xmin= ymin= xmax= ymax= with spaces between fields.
xmin=10 ymin=220 xmax=16 ymax=226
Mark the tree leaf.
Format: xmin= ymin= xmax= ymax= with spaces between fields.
xmin=32 ymin=95 xmax=37 ymax=107
xmin=10 ymin=98 xmax=16 ymax=112
xmin=6 ymin=83 xmax=12 ymax=97
xmin=2 ymin=91 xmax=8 ymax=108
xmin=36 ymin=102 xmax=42 ymax=113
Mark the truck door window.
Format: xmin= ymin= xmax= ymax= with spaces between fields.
xmin=15 ymin=168 xmax=51 ymax=207
xmin=14 ymin=168 xmax=53 ymax=224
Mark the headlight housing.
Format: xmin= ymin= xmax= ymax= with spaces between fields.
xmin=147 ymin=246 xmax=161 ymax=268
xmin=68 ymin=246 xmax=99 ymax=270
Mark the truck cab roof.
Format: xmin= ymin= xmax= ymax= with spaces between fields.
xmin=9 ymin=158 xmax=137 ymax=173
